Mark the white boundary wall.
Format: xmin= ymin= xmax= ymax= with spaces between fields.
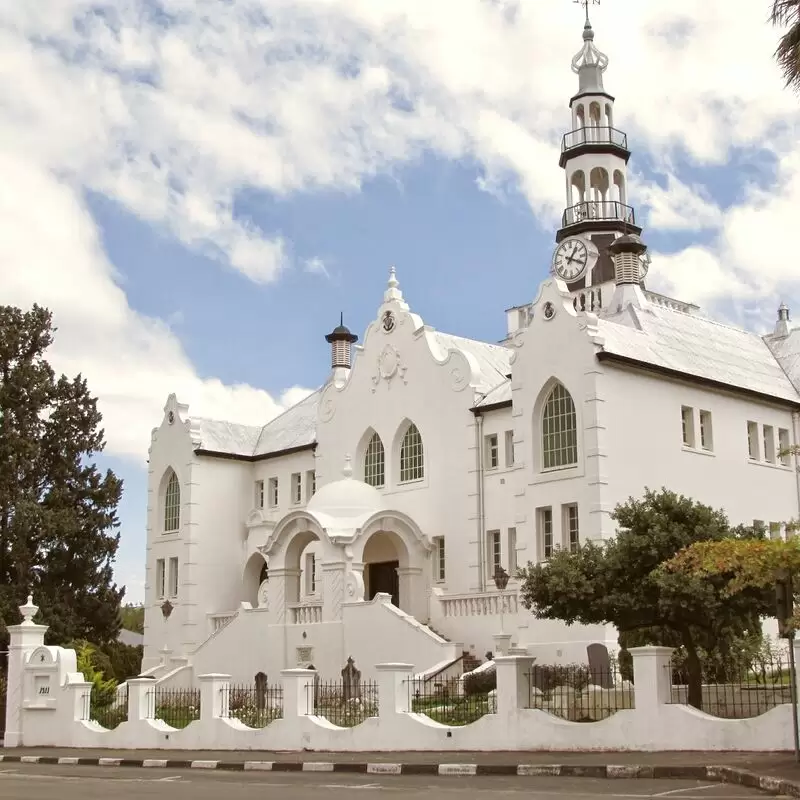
xmin=4 ymin=599 xmax=799 ymax=752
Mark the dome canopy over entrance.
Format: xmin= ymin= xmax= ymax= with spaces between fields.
xmin=307 ymin=456 xmax=384 ymax=524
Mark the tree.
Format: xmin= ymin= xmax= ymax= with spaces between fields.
xmin=120 ymin=604 xmax=144 ymax=634
xmin=771 ymin=0 xmax=800 ymax=92
xmin=0 ymin=304 xmax=124 ymax=650
xmin=518 ymin=488 xmax=772 ymax=709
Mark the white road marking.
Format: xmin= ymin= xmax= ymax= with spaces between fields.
xmin=653 ymin=786 xmax=723 ymax=797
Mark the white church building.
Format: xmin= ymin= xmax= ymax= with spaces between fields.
xmin=141 ymin=16 xmax=800 ymax=685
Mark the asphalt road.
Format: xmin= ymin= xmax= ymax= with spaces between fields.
xmin=0 ymin=764 xmax=772 ymax=799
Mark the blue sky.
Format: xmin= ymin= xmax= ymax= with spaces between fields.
xmin=1 ymin=1 xmax=799 ymax=602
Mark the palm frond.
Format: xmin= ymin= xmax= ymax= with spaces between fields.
xmin=770 ymin=0 xmax=800 ymax=92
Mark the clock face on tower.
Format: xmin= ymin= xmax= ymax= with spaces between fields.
xmin=552 ymin=237 xmax=594 ymax=282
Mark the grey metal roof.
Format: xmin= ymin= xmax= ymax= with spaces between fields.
xmin=598 ymin=304 xmax=800 ymax=404
xmin=474 ymin=379 xmax=512 ymax=408
xmin=195 ymin=419 xmax=263 ymax=456
xmin=765 ymin=328 xmax=800 ymax=394
xmin=432 ymin=331 xmax=511 ymax=395
xmin=193 ymin=389 xmax=320 ymax=459
xmin=252 ymin=390 xmax=320 ymax=457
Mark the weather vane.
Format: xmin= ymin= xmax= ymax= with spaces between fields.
xmin=574 ymin=0 xmax=600 ymax=24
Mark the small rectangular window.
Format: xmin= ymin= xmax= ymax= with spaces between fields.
xmin=268 ymin=477 xmax=279 ymax=507
xmin=168 ymin=556 xmax=179 ymax=597
xmin=681 ymin=406 xmax=695 ymax=447
xmin=433 ymin=536 xmax=446 ymax=582
xmin=305 ymin=552 xmax=316 ymax=595
xmin=747 ymin=421 xmax=760 ymax=459
xmin=155 ymin=559 xmax=165 ymax=600
xmin=255 ymin=480 xmax=264 ymax=509
xmin=699 ymin=410 xmax=713 ymax=451
xmin=487 ymin=530 xmax=501 ymax=576
xmin=769 ymin=522 xmax=782 ymax=540
xmin=563 ymin=504 xmax=579 ymax=552
xmin=507 ymin=527 xmax=517 ymax=573
xmin=291 ymin=472 xmax=302 ymax=504
xmin=779 ymin=429 xmax=791 ymax=466
xmin=306 ymin=470 xmax=316 ymax=501
xmin=538 ymin=508 xmax=554 ymax=561
xmin=504 ymin=430 xmax=515 ymax=467
xmin=763 ymin=425 xmax=776 ymax=463
xmin=485 ymin=434 xmax=499 ymax=470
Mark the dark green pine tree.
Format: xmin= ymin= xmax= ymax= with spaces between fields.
xmin=0 ymin=304 xmax=124 ymax=651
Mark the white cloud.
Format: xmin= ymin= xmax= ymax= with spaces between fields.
xmin=304 ymin=257 xmax=331 ymax=279
xmin=0 ymin=151 xmax=311 ymax=462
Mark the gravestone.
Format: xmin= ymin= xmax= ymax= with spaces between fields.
xmin=587 ymin=643 xmax=614 ymax=689
xmin=254 ymin=671 xmax=267 ymax=710
xmin=342 ymin=656 xmax=362 ymax=703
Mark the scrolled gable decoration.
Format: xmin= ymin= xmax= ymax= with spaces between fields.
xmin=372 ymin=344 xmax=408 ymax=392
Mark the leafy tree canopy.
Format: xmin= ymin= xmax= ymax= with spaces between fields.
xmin=120 ymin=604 xmax=144 ymax=634
xmin=0 ymin=304 xmax=124 ymax=650
xmin=518 ymin=488 xmax=772 ymax=708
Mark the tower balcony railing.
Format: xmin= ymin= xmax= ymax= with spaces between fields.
xmin=562 ymin=200 xmax=636 ymax=228
xmin=562 ymin=125 xmax=628 ymax=152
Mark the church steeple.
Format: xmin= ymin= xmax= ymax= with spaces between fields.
xmin=554 ymin=2 xmax=643 ymax=289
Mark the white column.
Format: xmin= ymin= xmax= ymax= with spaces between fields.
xmin=375 ymin=663 xmax=414 ymax=718
xmin=629 ymin=646 xmax=673 ymax=711
xmin=397 ymin=566 xmax=425 ymax=619
xmin=281 ymin=668 xmax=316 ymax=718
xmin=199 ymin=673 xmax=231 ymax=721
xmin=267 ymin=568 xmax=300 ymax=624
xmin=4 ymin=596 xmax=47 ymax=747
xmin=494 ymin=655 xmax=534 ymax=716
xmin=321 ymin=560 xmax=347 ymax=621
xmin=492 ymin=633 xmax=512 ymax=657
xmin=127 ymin=678 xmax=157 ymax=721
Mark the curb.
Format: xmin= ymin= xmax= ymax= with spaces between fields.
xmin=1 ymin=755 xmax=798 ymax=795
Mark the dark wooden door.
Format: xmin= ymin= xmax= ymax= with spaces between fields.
xmin=367 ymin=560 xmax=400 ymax=607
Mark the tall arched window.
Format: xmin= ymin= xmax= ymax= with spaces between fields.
xmin=164 ymin=469 xmax=181 ymax=533
xmin=364 ymin=432 xmax=386 ymax=488
xmin=399 ymin=423 xmax=424 ymax=483
xmin=542 ymin=384 xmax=578 ymax=470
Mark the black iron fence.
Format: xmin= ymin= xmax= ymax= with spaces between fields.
xmin=222 ymin=683 xmax=283 ymax=728
xmin=305 ymin=677 xmax=378 ymax=727
xmin=665 ymin=652 xmax=792 ymax=718
xmin=152 ymin=687 xmax=200 ymax=729
xmin=90 ymin=684 xmax=128 ymax=730
xmin=524 ymin=662 xmax=634 ymax=722
xmin=407 ymin=676 xmax=493 ymax=726
xmin=0 ymin=673 xmax=6 ymax=741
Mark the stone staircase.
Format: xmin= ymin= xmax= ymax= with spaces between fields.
xmin=422 ymin=624 xmax=482 ymax=674
xmin=462 ymin=651 xmax=482 ymax=673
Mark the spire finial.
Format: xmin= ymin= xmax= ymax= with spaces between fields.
xmin=383 ymin=265 xmax=407 ymax=307
xmin=340 ymin=311 xmax=344 ymax=326
xmin=388 ymin=265 xmax=398 ymax=289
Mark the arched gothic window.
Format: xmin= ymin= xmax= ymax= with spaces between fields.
xmin=364 ymin=432 xmax=385 ymax=488
xmin=164 ymin=469 xmax=181 ymax=533
xmin=541 ymin=384 xmax=578 ymax=470
xmin=399 ymin=423 xmax=424 ymax=483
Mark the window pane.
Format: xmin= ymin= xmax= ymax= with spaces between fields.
xmin=164 ymin=471 xmax=180 ymax=532
xmin=364 ymin=433 xmax=386 ymax=488
xmin=542 ymin=384 xmax=578 ymax=469
xmin=400 ymin=424 xmax=424 ymax=482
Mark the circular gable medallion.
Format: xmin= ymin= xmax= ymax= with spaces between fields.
xmin=382 ymin=311 xmax=395 ymax=333
xmin=168 ymin=411 xmax=175 ymax=424
xmin=379 ymin=344 xmax=399 ymax=379
xmin=543 ymin=301 xmax=556 ymax=320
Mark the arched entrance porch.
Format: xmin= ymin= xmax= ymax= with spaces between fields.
xmin=356 ymin=512 xmax=432 ymax=622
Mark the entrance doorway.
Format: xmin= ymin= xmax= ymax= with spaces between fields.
xmin=367 ymin=560 xmax=399 ymax=607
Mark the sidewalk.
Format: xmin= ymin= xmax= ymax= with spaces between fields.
xmin=2 ymin=747 xmax=800 ymax=792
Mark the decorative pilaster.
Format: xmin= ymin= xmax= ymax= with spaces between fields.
xmin=321 ymin=560 xmax=347 ymax=621
xmin=127 ymin=678 xmax=157 ymax=721
xmin=397 ymin=566 xmax=425 ymax=620
xmin=375 ymin=663 xmax=414 ymax=717
xmin=629 ymin=646 xmax=673 ymax=711
xmin=494 ymin=655 xmax=534 ymax=715
xmin=199 ymin=673 xmax=231 ymax=720
xmin=281 ymin=668 xmax=316 ymax=718
xmin=4 ymin=596 xmax=47 ymax=747
xmin=267 ymin=568 xmax=300 ymax=624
